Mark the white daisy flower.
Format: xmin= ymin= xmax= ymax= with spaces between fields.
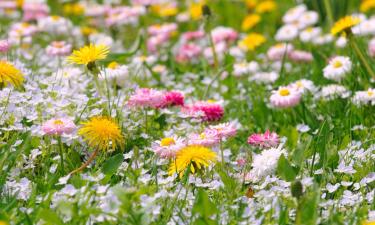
xmin=275 ymin=24 xmax=299 ymax=42
xmin=323 ymin=56 xmax=352 ymax=81
xmin=299 ymin=27 xmax=321 ymax=42
xmin=352 ymin=88 xmax=375 ymax=105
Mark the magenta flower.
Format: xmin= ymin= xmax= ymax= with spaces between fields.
xmin=42 ymin=118 xmax=76 ymax=136
xmin=183 ymin=101 xmax=224 ymax=122
xmin=127 ymin=88 xmax=164 ymax=109
xmin=158 ymin=91 xmax=184 ymax=108
xmin=247 ymin=130 xmax=279 ymax=148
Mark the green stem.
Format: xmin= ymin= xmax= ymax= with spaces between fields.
xmin=323 ymin=0 xmax=334 ymax=27
xmin=57 ymin=136 xmax=64 ymax=173
xmin=208 ymin=30 xmax=219 ymax=69
xmin=350 ymin=37 xmax=375 ymax=79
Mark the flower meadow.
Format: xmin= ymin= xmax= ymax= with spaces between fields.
xmin=1 ymin=0 xmax=375 ymax=224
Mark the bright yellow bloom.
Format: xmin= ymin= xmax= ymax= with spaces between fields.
xmin=238 ymin=33 xmax=266 ymax=51
xmin=81 ymin=26 xmax=97 ymax=36
xmin=362 ymin=221 xmax=375 ymax=225
xmin=331 ymin=15 xmax=361 ymax=35
xmin=360 ymin=0 xmax=375 ymax=12
xmin=78 ymin=117 xmax=123 ymax=151
xmin=0 ymin=61 xmax=24 ymax=88
xmin=0 ymin=220 xmax=9 ymax=225
xmin=242 ymin=14 xmax=261 ymax=31
xmin=189 ymin=1 xmax=205 ymax=20
xmin=63 ymin=3 xmax=85 ymax=16
xmin=67 ymin=44 xmax=109 ymax=65
xmin=255 ymin=0 xmax=277 ymax=13
xmin=151 ymin=4 xmax=178 ymax=17
xmin=169 ymin=145 xmax=217 ymax=177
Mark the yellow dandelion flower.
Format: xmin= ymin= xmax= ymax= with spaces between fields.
xmin=168 ymin=145 xmax=217 ymax=177
xmin=78 ymin=116 xmax=123 ymax=151
xmin=0 ymin=60 xmax=24 ymax=88
xmin=67 ymin=44 xmax=109 ymax=66
xmin=151 ymin=4 xmax=178 ymax=17
xmin=360 ymin=0 xmax=375 ymax=12
xmin=331 ymin=15 xmax=361 ymax=35
xmin=242 ymin=14 xmax=261 ymax=31
xmin=63 ymin=3 xmax=85 ymax=16
xmin=238 ymin=33 xmax=266 ymax=51
xmin=255 ymin=0 xmax=277 ymax=13
xmin=189 ymin=1 xmax=205 ymax=20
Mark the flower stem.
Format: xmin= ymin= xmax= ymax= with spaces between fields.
xmin=350 ymin=37 xmax=375 ymax=79
xmin=69 ymin=148 xmax=100 ymax=176
xmin=57 ymin=136 xmax=64 ymax=173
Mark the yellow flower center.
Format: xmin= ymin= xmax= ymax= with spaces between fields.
xmin=199 ymin=133 xmax=206 ymax=139
xmin=53 ymin=119 xmax=64 ymax=125
xmin=368 ymin=90 xmax=374 ymax=96
xmin=279 ymin=88 xmax=290 ymax=96
xmin=139 ymin=55 xmax=148 ymax=62
xmin=53 ymin=42 xmax=64 ymax=48
xmin=21 ymin=23 xmax=30 ymax=28
xmin=207 ymin=99 xmax=216 ymax=103
xmin=333 ymin=60 xmax=343 ymax=68
xmin=108 ymin=62 xmax=119 ymax=69
xmin=161 ymin=137 xmax=175 ymax=146
xmin=296 ymin=81 xmax=303 ymax=88
xmin=51 ymin=15 xmax=60 ymax=21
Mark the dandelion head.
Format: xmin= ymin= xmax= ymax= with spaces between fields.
xmin=331 ymin=15 xmax=360 ymax=35
xmin=78 ymin=116 xmax=123 ymax=151
xmin=168 ymin=145 xmax=217 ymax=177
xmin=0 ymin=60 xmax=24 ymax=88
xmin=67 ymin=43 xmax=109 ymax=65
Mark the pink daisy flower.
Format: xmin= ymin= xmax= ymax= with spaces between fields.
xmin=188 ymin=129 xmax=220 ymax=147
xmin=0 ymin=40 xmax=10 ymax=53
xmin=288 ymin=50 xmax=313 ymax=62
xmin=181 ymin=30 xmax=205 ymax=42
xmin=22 ymin=2 xmax=49 ymax=21
xmin=270 ymin=86 xmax=302 ymax=108
xmin=206 ymin=122 xmax=237 ymax=139
xmin=247 ymin=130 xmax=279 ymax=148
xmin=158 ymin=91 xmax=184 ymax=108
xmin=46 ymin=41 xmax=72 ymax=57
xmin=42 ymin=118 xmax=76 ymax=136
xmin=151 ymin=136 xmax=185 ymax=159
xmin=127 ymin=88 xmax=164 ymax=109
xmin=175 ymin=43 xmax=202 ymax=63
xmin=183 ymin=101 xmax=224 ymax=122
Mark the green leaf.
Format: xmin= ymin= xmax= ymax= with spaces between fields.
xmin=277 ymin=154 xmax=297 ymax=182
xmin=192 ymin=189 xmax=218 ymax=218
xmin=38 ymin=209 xmax=63 ymax=225
xmin=102 ymin=154 xmax=124 ymax=176
xmin=296 ymin=187 xmax=319 ymax=225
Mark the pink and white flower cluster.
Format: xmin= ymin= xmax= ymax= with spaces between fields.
xmin=147 ymin=23 xmax=177 ymax=52
xmin=46 ymin=41 xmax=72 ymax=57
xmin=267 ymin=43 xmax=312 ymax=62
xmin=128 ymin=88 xmax=184 ymax=109
xmin=183 ymin=101 xmax=224 ymax=122
xmin=42 ymin=118 xmax=76 ymax=136
xmin=248 ymin=130 xmax=279 ymax=148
